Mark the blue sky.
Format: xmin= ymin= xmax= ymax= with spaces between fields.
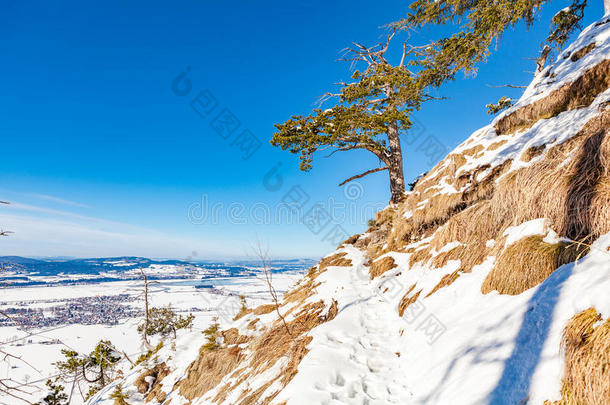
xmin=0 ymin=1 xmax=604 ymax=259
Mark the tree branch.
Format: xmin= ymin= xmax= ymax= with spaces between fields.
xmin=338 ymin=166 xmax=388 ymax=186
xmin=486 ymin=84 xmax=527 ymax=89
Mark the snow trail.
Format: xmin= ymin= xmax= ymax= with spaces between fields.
xmin=276 ymin=247 xmax=413 ymax=405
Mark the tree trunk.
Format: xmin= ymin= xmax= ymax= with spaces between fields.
xmin=386 ymin=121 xmax=406 ymax=204
xmin=140 ymin=268 xmax=153 ymax=349
xmin=605 ymin=0 xmax=610 ymax=16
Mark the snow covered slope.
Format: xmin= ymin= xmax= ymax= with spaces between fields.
xmin=87 ymin=17 xmax=610 ymax=405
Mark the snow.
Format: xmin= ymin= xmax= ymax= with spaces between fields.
xmin=272 ymin=233 xmax=610 ymax=405
xmin=419 ymin=17 xmax=610 ymax=201
xmin=503 ymin=218 xmax=551 ymax=247
xmin=1 ymin=272 xmax=303 ymax=405
xmin=75 ymin=17 xmax=610 ymax=405
xmin=264 ymin=20 xmax=610 ymax=405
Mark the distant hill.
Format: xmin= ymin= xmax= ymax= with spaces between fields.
xmin=0 ymin=255 xmax=316 ymax=277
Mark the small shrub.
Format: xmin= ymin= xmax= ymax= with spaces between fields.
xmin=36 ymin=378 xmax=68 ymax=405
xmin=202 ymin=318 xmax=221 ymax=351
xmin=486 ymin=96 xmax=513 ymax=115
xmin=109 ymin=384 xmax=129 ymax=405
xmin=134 ymin=341 xmax=163 ymax=366
xmin=138 ymin=306 xmax=194 ymax=339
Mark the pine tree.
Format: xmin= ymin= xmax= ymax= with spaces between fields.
xmin=486 ymin=96 xmax=514 ymax=115
xmin=272 ymin=34 xmax=440 ymax=204
xmin=109 ymin=384 xmax=130 ymax=405
xmin=36 ymin=379 xmax=68 ymax=405
xmin=390 ymin=0 xmax=593 ymax=87
xmin=138 ymin=305 xmax=194 ymax=339
xmin=55 ymin=340 xmax=121 ymax=400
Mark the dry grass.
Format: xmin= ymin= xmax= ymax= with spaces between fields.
xmin=253 ymin=304 xmax=277 ymax=315
xmin=383 ymin=102 xmax=609 ymax=301
xmin=376 ymin=207 xmax=395 ymax=226
xmin=398 ymin=287 xmax=420 ymax=317
xmin=221 ymin=328 xmax=251 ymax=346
xmin=461 ymin=144 xmax=485 ymax=157
xmin=177 ymin=299 xmax=339 ymax=405
xmin=570 ymin=42 xmax=596 ymax=62
xmin=134 ymin=362 xmax=170 ymax=402
xmin=430 ymin=245 xmax=466 ymax=269
xmin=487 ymin=139 xmax=508 ymax=151
xmin=211 ymin=300 xmax=338 ymax=404
xmin=522 ymin=144 xmax=546 ymax=162
xmin=496 ymin=59 xmax=610 ymax=135
xmin=409 ymin=247 xmax=432 ymax=268
xmin=178 ymin=345 xmax=244 ymax=400
xmin=491 ymin=115 xmax=610 ymax=243
xmin=563 ymin=128 xmax=609 ymax=241
xmin=481 ymin=236 xmax=588 ymax=295
xmin=369 ymin=256 xmax=397 ymax=279
xmin=389 ymin=156 xmax=512 ymax=256
xmin=426 ymin=271 xmax=460 ymax=297
xmin=547 ymin=308 xmax=610 ymax=404
xmin=341 ymin=234 xmax=360 ymax=246
xmin=318 ymin=252 xmax=352 ymax=269
xmin=233 ymin=307 xmax=252 ymax=321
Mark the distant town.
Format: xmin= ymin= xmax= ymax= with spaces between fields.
xmin=0 ymin=294 xmax=141 ymax=328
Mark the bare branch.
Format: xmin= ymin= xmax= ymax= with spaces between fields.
xmin=316 ymin=92 xmax=341 ymax=107
xmin=486 ymin=84 xmax=527 ymax=89
xmin=400 ymin=41 xmax=408 ymax=67
xmin=338 ymin=166 xmax=388 ymax=186
xmin=253 ymin=240 xmax=292 ymax=337
xmin=139 ymin=268 xmax=154 ymax=350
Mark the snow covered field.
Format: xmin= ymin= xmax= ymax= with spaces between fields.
xmin=0 ymin=271 xmax=304 ymax=404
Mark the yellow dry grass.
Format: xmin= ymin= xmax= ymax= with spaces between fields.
xmin=426 ymin=271 xmax=460 ymax=298
xmin=398 ymin=285 xmax=419 ymax=317
xmin=177 ymin=298 xmax=338 ymax=405
xmin=486 ymin=139 xmax=508 ymax=151
xmin=481 ymin=236 xmax=588 ymax=295
xmin=221 ymin=328 xmax=251 ymax=346
xmin=134 ymin=362 xmax=170 ymax=403
xmin=233 ymin=307 xmax=252 ymax=321
xmin=211 ymin=300 xmax=338 ymax=404
xmin=369 ymin=256 xmax=397 ymax=279
xmin=521 ymin=144 xmax=546 ymax=162
xmin=496 ymin=59 xmax=610 ymax=135
xmin=430 ymin=245 xmax=466 ymax=269
xmin=177 ymin=345 xmax=244 ymax=401
xmin=253 ymin=304 xmax=277 ymax=315
xmin=341 ymin=234 xmax=360 ymax=246
xmin=546 ymin=308 xmax=610 ymax=404
xmin=491 ymin=115 xmax=610 ymax=243
xmin=318 ymin=252 xmax=352 ymax=269
xmin=570 ymin=42 xmax=596 ymax=62
xmin=461 ymin=144 xmax=485 ymax=157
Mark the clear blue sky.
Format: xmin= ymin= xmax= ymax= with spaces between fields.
xmin=0 ymin=1 xmax=604 ymax=259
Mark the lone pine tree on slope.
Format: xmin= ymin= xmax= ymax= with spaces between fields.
xmin=272 ymin=1 xmax=602 ymax=204
xmin=272 ymin=34 xmax=440 ymax=204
